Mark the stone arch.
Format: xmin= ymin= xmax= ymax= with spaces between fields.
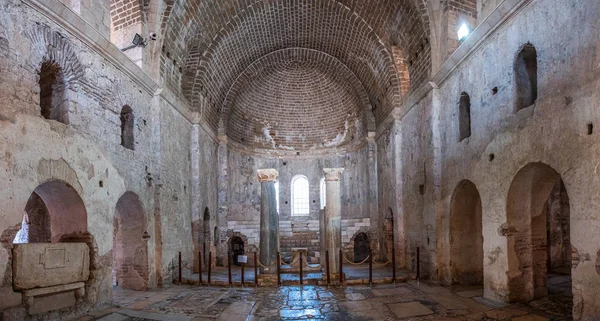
xmin=345 ymin=228 xmax=370 ymax=262
xmin=28 ymin=25 xmax=84 ymax=124
xmin=449 ymin=180 xmax=483 ymax=285
xmin=27 ymin=24 xmax=84 ymax=89
xmin=506 ymin=162 xmax=571 ymax=302
xmin=229 ymin=236 xmax=245 ymax=266
xmin=227 ymin=232 xmax=250 ymax=266
xmin=113 ymin=192 xmax=148 ymax=290
xmin=353 ymin=232 xmax=370 ymax=263
xmin=13 ymin=179 xmax=87 ymax=244
xmin=514 ymin=42 xmax=538 ymax=111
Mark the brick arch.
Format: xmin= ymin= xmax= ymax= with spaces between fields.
xmin=185 ymin=0 xmax=399 ymax=130
xmin=344 ymin=228 xmax=371 ymax=262
xmin=27 ymin=24 xmax=84 ymax=90
xmin=222 ymin=48 xmax=373 ymax=151
xmin=158 ymin=0 xmax=431 ymax=128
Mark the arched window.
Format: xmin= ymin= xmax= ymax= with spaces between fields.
xmin=459 ymin=92 xmax=471 ymax=141
xmin=515 ymin=43 xmax=538 ymax=111
xmin=320 ymin=178 xmax=326 ymax=209
xmin=39 ymin=60 xmax=69 ymax=124
xmin=291 ymin=175 xmax=309 ymax=216
xmin=274 ymin=181 xmax=280 ymax=213
xmin=120 ymin=105 xmax=135 ymax=150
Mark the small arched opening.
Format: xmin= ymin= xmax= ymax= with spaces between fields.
xmin=515 ymin=43 xmax=538 ymax=111
xmin=229 ymin=236 xmax=245 ymax=266
xmin=449 ymin=180 xmax=483 ymax=285
xmin=120 ymin=105 xmax=135 ymax=150
xmin=506 ymin=163 xmax=571 ymax=306
xmin=39 ymin=60 xmax=69 ymax=124
xmin=113 ymin=192 xmax=148 ymax=290
xmin=13 ymin=180 xmax=87 ymax=244
xmin=353 ymin=232 xmax=370 ymax=263
xmin=459 ymin=92 xmax=472 ymax=142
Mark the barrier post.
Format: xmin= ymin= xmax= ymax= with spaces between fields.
xmin=199 ymin=251 xmax=202 ymax=285
xmin=241 ymin=261 xmax=245 ymax=287
xmin=325 ymin=250 xmax=330 ymax=286
xmin=208 ymin=252 xmax=212 ymax=285
xmin=369 ymin=249 xmax=373 ymax=286
xmin=392 ymin=245 xmax=396 ymax=284
xmin=254 ymin=252 xmax=258 ymax=287
xmin=339 ymin=249 xmax=343 ymax=285
xmin=228 ymin=252 xmax=232 ymax=287
xmin=416 ymin=247 xmax=420 ymax=283
xmin=299 ymin=252 xmax=303 ymax=286
xmin=178 ymin=252 xmax=182 ymax=284
xmin=277 ymin=252 xmax=281 ymax=286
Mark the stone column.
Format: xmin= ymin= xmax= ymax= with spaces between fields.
xmin=323 ymin=168 xmax=344 ymax=275
xmin=257 ymin=169 xmax=279 ymax=274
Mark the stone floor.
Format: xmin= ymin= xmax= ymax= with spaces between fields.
xmin=70 ymin=281 xmax=573 ymax=321
xmin=182 ymin=265 xmax=412 ymax=286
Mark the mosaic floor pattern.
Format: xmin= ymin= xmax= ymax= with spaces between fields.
xmin=70 ymin=281 xmax=573 ymax=321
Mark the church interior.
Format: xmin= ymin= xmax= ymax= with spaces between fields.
xmin=0 ymin=0 xmax=598 ymax=320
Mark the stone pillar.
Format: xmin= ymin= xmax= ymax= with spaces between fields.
xmin=323 ymin=168 xmax=344 ymax=275
xmin=257 ymin=169 xmax=279 ymax=274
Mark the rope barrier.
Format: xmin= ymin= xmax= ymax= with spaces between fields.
xmin=343 ymin=255 xmax=370 ymax=265
xmin=256 ymin=259 xmax=277 ymax=268
xmin=280 ymin=256 xmax=300 ymax=266
xmin=372 ymin=259 xmax=392 ymax=267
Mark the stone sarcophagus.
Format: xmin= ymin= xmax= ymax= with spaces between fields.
xmin=12 ymin=243 xmax=90 ymax=314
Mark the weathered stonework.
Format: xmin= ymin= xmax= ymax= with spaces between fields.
xmin=0 ymin=0 xmax=598 ymax=320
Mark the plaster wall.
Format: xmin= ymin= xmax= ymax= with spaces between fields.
xmin=0 ymin=1 xmax=215 ymax=318
xmin=221 ymin=146 xmax=377 ymax=263
xmin=379 ymin=0 xmax=600 ymax=318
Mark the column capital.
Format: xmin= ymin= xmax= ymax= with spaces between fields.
xmin=323 ymin=168 xmax=345 ymax=181
xmin=257 ymin=169 xmax=279 ymax=182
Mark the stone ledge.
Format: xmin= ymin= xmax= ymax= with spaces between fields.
xmin=23 ymin=282 xmax=85 ymax=297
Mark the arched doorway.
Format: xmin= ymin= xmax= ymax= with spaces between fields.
xmin=506 ymin=163 xmax=572 ymax=303
xmin=113 ymin=192 xmax=148 ymax=291
xmin=354 ymin=232 xmax=370 ymax=263
xmin=229 ymin=236 xmax=245 ymax=266
xmin=449 ymin=180 xmax=483 ymax=285
xmin=13 ymin=180 xmax=87 ymax=243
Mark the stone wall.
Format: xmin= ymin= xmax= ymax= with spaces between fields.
xmin=220 ymin=146 xmax=377 ymax=264
xmin=377 ymin=0 xmax=600 ymax=318
xmin=0 ymin=1 xmax=218 ymax=319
